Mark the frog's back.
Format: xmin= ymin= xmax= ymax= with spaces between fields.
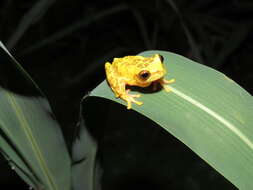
xmin=112 ymin=55 xmax=148 ymax=77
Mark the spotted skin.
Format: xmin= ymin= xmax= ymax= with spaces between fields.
xmin=105 ymin=54 xmax=175 ymax=109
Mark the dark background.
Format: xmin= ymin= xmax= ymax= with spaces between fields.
xmin=0 ymin=0 xmax=252 ymax=189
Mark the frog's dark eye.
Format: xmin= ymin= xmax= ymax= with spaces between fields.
xmin=138 ymin=70 xmax=151 ymax=81
xmin=158 ymin=54 xmax=164 ymax=63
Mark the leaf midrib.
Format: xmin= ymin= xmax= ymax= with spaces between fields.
xmin=7 ymin=92 xmax=58 ymax=190
xmin=170 ymin=86 xmax=253 ymax=151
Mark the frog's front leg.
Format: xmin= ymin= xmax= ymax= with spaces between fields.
xmin=108 ymin=77 xmax=143 ymax=109
xmin=159 ymin=78 xmax=175 ymax=92
xmin=105 ymin=62 xmax=143 ymax=109
xmin=117 ymin=81 xmax=143 ymax=109
xmin=122 ymin=89 xmax=143 ymax=109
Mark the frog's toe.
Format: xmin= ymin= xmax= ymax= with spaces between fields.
xmin=126 ymin=97 xmax=143 ymax=109
xmin=134 ymin=100 xmax=143 ymax=106
xmin=132 ymin=98 xmax=143 ymax=105
xmin=163 ymin=78 xmax=175 ymax=84
xmin=127 ymin=102 xmax=132 ymax=109
xmin=131 ymin=94 xmax=141 ymax=98
xmin=163 ymin=85 xmax=172 ymax=92
xmin=126 ymin=89 xmax=141 ymax=98
xmin=159 ymin=78 xmax=174 ymax=92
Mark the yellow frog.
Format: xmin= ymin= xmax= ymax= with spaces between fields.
xmin=105 ymin=54 xmax=175 ymax=109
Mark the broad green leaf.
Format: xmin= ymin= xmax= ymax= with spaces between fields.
xmin=0 ymin=42 xmax=71 ymax=190
xmin=85 ymin=50 xmax=253 ymax=189
xmin=71 ymin=102 xmax=101 ymax=190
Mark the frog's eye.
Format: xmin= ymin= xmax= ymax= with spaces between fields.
xmin=138 ymin=70 xmax=151 ymax=81
xmin=158 ymin=54 xmax=164 ymax=63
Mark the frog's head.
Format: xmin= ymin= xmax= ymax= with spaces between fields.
xmin=135 ymin=54 xmax=166 ymax=86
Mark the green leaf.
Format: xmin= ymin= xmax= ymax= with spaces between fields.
xmin=85 ymin=50 xmax=253 ymax=189
xmin=71 ymin=100 xmax=101 ymax=190
xmin=0 ymin=42 xmax=71 ymax=190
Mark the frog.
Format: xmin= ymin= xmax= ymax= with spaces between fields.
xmin=105 ymin=54 xmax=175 ymax=109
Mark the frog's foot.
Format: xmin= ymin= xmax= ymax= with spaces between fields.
xmin=163 ymin=78 xmax=175 ymax=84
xmin=160 ymin=78 xmax=175 ymax=92
xmin=123 ymin=90 xmax=143 ymax=109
